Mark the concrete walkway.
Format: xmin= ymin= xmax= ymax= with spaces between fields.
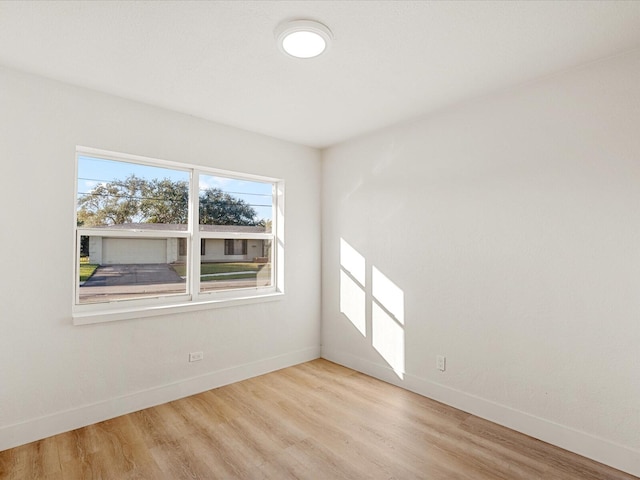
xmin=82 ymin=264 xmax=185 ymax=287
xmin=78 ymin=264 xmax=270 ymax=304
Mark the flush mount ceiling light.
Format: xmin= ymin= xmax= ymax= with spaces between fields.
xmin=275 ymin=19 xmax=333 ymax=59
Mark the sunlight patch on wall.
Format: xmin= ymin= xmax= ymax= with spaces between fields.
xmin=340 ymin=238 xmax=366 ymax=285
xmin=372 ymin=266 xmax=404 ymax=326
xmin=372 ymin=266 xmax=405 ymax=379
xmin=338 ymin=239 xmax=406 ymax=378
xmin=340 ymin=238 xmax=366 ymax=336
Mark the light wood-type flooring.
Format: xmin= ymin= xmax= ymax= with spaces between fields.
xmin=1 ymin=359 xmax=637 ymax=479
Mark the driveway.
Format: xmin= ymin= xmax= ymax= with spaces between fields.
xmin=82 ymin=264 xmax=185 ymax=287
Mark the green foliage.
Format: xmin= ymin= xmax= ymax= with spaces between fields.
xmin=77 ymin=175 xmax=146 ymax=226
xmin=77 ymin=176 xmax=260 ymax=227
xmin=199 ymin=188 xmax=260 ymax=226
xmin=140 ymin=178 xmax=189 ymax=224
xmin=79 ymin=235 xmax=90 ymax=257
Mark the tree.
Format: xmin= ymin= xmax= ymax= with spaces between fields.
xmin=199 ymin=187 xmax=260 ymax=226
xmin=140 ymin=178 xmax=189 ymax=224
xmin=77 ymin=177 xmax=261 ymax=227
xmin=77 ymin=175 xmax=145 ymax=226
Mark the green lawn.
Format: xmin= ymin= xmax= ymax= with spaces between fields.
xmin=78 ymin=262 xmax=269 ymax=283
xmin=79 ymin=263 xmax=99 ymax=282
xmin=171 ymin=262 xmax=270 ymax=281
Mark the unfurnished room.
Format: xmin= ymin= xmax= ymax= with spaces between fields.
xmin=0 ymin=1 xmax=639 ymax=479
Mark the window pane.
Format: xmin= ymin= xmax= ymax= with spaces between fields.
xmin=199 ymin=238 xmax=272 ymax=292
xmin=77 ymin=156 xmax=190 ymax=227
xmin=199 ymin=174 xmax=273 ymax=232
xmin=77 ymin=235 xmax=187 ymax=304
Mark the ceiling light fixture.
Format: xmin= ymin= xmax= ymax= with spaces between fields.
xmin=275 ymin=19 xmax=332 ymax=59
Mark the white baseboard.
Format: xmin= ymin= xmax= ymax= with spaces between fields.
xmin=322 ymin=348 xmax=640 ymax=478
xmin=0 ymin=346 xmax=320 ymax=452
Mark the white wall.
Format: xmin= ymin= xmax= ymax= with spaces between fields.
xmin=0 ymin=66 xmax=321 ymax=449
xmin=321 ymin=49 xmax=640 ymax=476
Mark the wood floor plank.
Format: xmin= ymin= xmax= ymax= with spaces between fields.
xmin=216 ymin=383 xmax=310 ymax=448
xmin=119 ymin=458 xmax=168 ymax=480
xmin=0 ymin=437 xmax=60 ymax=480
xmin=127 ymin=406 xmax=185 ymax=449
xmin=247 ymin=450 xmax=303 ymax=480
xmin=460 ymin=414 xmax=638 ymax=480
xmin=1 ymin=359 xmax=637 ymax=480
xmin=148 ymin=439 xmax=216 ymax=480
xmin=264 ymin=368 xmax=499 ymax=476
xmin=233 ymin=366 xmax=542 ymax=480
xmin=246 ymin=372 xmax=434 ymax=478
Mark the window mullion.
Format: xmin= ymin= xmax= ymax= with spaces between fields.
xmin=275 ymin=181 xmax=284 ymax=292
xmin=189 ymin=170 xmax=201 ymax=297
xmin=75 ymin=230 xmax=82 ymax=306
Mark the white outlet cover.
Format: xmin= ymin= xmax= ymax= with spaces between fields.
xmin=189 ymin=351 xmax=204 ymax=362
xmin=437 ymin=355 xmax=446 ymax=371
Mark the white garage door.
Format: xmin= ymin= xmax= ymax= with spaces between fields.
xmin=102 ymin=238 xmax=167 ymax=264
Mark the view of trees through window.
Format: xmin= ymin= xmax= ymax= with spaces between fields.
xmin=76 ymin=155 xmax=276 ymax=306
xmin=78 ymin=178 xmax=269 ymax=228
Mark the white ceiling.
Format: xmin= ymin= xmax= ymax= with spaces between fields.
xmin=1 ymin=1 xmax=640 ymax=148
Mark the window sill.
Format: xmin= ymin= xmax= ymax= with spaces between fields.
xmin=72 ymin=291 xmax=284 ymax=325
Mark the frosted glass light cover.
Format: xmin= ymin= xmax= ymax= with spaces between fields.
xmin=282 ymin=31 xmax=326 ymax=58
xmin=276 ymin=20 xmax=332 ymax=59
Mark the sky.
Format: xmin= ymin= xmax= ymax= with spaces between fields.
xmin=77 ymin=155 xmax=273 ymax=221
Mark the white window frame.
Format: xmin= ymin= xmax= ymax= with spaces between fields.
xmin=73 ymin=146 xmax=284 ymax=325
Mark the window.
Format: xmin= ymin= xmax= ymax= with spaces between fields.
xmin=74 ymin=147 xmax=283 ymax=323
xmin=224 ymin=239 xmax=247 ymax=255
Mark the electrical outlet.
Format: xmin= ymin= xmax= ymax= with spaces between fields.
xmin=436 ymin=355 xmax=446 ymax=372
xmin=189 ymin=351 xmax=203 ymax=362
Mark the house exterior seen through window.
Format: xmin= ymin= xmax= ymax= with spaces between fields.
xmin=74 ymin=147 xmax=283 ymax=322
